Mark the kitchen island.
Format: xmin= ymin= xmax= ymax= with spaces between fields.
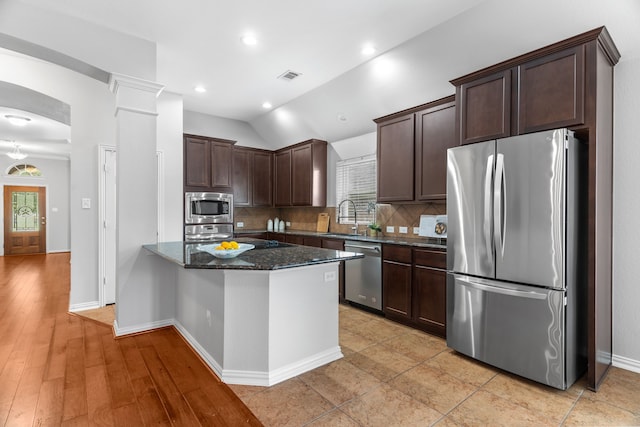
xmin=138 ymin=239 xmax=363 ymax=386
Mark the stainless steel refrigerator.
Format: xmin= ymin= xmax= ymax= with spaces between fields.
xmin=446 ymin=128 xmax=587 ymax=390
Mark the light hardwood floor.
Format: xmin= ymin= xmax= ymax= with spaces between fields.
xmin=0 ymin=253 xmax=262 ymax=426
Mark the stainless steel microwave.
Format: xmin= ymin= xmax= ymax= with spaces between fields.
xmin=184 ymin=192 xmax=233 ymax=225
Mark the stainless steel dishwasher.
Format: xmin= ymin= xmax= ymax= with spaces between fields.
xmin=344 ymin=240 xmax=382 ymax=311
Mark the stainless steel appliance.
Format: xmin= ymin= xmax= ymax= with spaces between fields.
xmin=184 ymin=192 xmax=233 ymax=242
xmin=184 ymin=223 xmax=234 ymax=242
xmin=185 ymin=192 xmax=233 ymax=225
xmin=446 ymin=129 xmax=587 ymax=390
xmin=344 ymin=241 xmax=382 ymax=311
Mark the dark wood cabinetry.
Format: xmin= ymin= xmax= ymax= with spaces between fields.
xmin=454 ymin=43 xmax=588 ymax=144
xmin=457 ymin=70 xmax=512 ymax=145
xmin=413 ymin=249 xmax=446 ymax=337
xmin=518 ymin=46 xmax=585 ymax=134
xmin=375 ymin=95 xmax=456 ymax=202
xmin=232 ymin=147 xmax=273 ymax=207
xmin=376 ymin=115 xmax=415 ymax=202
xmin=275 ymin=139 xmax=327 ymax=207
xmin=382 ymin=244 xmax=447 ymax=337
xmin=184 ymin=134 xmax=235 ymax=192
xmin=382 ymin=245 xmax=412 ymax=319
xmin=415 ymin=99 xmax=457 ymax=200
xmin=274 ymin=150 xmax=291 ymax=206
xmin=451 ymin=27 xmax=620 ymax=391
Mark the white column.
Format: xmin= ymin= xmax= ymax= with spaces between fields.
xmin=109 ymin=74 xmax=175 ymax=330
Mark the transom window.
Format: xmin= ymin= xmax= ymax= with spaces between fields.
xmin=7 ymin=164 xmax=42 ymax=177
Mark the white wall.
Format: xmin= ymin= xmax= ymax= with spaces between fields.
xmin=612 ymin=55 xmax=640 ymax=370
xmin=0 ymin=1 xmax=156 ymax=81
xmin=0 ymin=51 xmax=116 ymax=308
xmin=0 ymin=156 xmax=70 ymax=254
xmin=183 ymin=110 xmax=269 ymax=149
xmin=157 ymin=91 xmax=184 ymax=242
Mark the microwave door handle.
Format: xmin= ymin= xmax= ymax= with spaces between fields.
xmin=483 ymin=154 xmax=494 ymax=259
xmin=494 ymin=153 xmax=505 ymax=257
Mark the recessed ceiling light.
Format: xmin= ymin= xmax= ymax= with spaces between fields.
xmin=194 ymin=85 xmax=207 ymax=93
xmin=361 ymin=44 xmax=376 ymax=56
xmin=5 ymin=115 xmax=31 ymax=126
xmin=241 ymin=34 xmax=258 ymax=46
xmin=262 ymin=102 xmax=272 ymax=109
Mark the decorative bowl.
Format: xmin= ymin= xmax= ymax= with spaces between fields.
xmin=197 ymin=243 xmax=255 ymax=259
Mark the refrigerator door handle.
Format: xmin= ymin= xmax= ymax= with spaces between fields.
xmin=456 ymin=275 xmax=548 ymax=300
xmin=483 ymin=154 xmax=494 ymax=258
xmin=494 ymin=153 xmax=506 ymax=257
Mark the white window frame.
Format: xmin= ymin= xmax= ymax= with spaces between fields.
xmin=335 ymin=154 xmax=377 ymax=225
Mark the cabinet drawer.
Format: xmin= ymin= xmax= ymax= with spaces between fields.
xmin=383 ymin=244 xmax=412 ymax=264
xmin=321 ymin=238 xmax=344 ymax=250
xmin=414 ymin=249 xmax=446 ymax=270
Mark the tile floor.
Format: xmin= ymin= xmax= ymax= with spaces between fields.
xmin=229 ymin=304 xmax=640 ymax=427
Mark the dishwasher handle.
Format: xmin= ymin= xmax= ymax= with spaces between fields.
xmin=344 ymin=244 xmax=381 ymax=256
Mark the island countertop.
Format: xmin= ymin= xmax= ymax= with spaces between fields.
xmin=143 ymin=238 xmax=364 ymax=270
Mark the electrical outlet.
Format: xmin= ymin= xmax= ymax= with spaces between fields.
xmin=399 ymin=226 xmax=408 ymax=234
xmin=324 ymin=271 xmax=336 ymax=282
xmin=386 ymin=226 xmax=395 ymax=233
xmin=236 ymin=221 xmax=244 ymax=228
xmin=413 ymin=227 xmax=420 ymax=234
xmin=286 ymin=221 xmax=291 ymax=227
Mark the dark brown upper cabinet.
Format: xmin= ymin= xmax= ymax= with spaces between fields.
xmin=274 ymin=149 xmax=292 ymax=206
xmin=453 ymin=39 xmax=590 ymax=145
xmin=376 ymin=114 xmax=415 ymax=203
xmin=232 ymin=146 xmax=273 ymax=207
xmin=458 ymin=70 xmax=512 ymax=145
xmin=184 ymin=134 xmax=235 ymax=192
xmin=415 ymin=98 xmax=457 ymax=200
xmin=275 ymin=139 xmax=327 ymax=207
xmin=375 ymin=95 xmax=455 ymax=203
xmin=518 ymin=46 xmax=585 ymax=134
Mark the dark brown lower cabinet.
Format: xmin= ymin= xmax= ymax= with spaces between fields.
xmin=382 ymin=244 xmax=447 ymax=338
xmin=413 ymin=265 xmax=446 ymax=337
xmin=382 ymin=245 xmax=412 ymax=319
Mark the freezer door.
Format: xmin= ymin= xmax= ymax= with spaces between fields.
xmin=447 ymin=140 xmax=495 ymax=277
xmin=447 ymin=273 xmax=567 ymax=389
xmin=495 ymin=129 xmax=566 ymax=289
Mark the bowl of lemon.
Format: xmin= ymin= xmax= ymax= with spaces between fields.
xmin=198 ymin=241 xmax=255 ymax=259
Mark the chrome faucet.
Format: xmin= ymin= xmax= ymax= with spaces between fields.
xmin=337 ymin=199 xmax=358 ymax=234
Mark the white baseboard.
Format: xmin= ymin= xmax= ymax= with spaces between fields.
xmin=47 ymin=249 xmax=70 ymax=254
xmin=173 ymin=321 xmax=343 ymax=387
xmin=113 ymin=318 xmax=175 ymax=337
xmin=69 ymin=301 xmax=100 ymax=312
xmin=223 ymin=346 xmax=344 ymax=387
xmin=173 ymin=321 xmax=224 ymax=377
xmin=612 ymin=353 xmax=640 ymax=374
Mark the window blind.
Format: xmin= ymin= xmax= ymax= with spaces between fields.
xmin=336 ymin=154 xmax=377 ymax=225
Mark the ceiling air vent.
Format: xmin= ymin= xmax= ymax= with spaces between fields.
xmin=277 ymin=70 xmax=302 ymax=81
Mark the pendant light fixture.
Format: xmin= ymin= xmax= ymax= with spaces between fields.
xmin=6 ymin=144 xmax=28 ymax=160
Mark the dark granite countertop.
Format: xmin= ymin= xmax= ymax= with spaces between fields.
xmin=143 ymin=238 xmax=364 ymax=270
xmin=235 ymin=229 xmax=447 ymax=250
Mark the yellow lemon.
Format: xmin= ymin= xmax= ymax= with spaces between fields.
xmin=221 ymin=241 xmax=231 ymax=249
xmin=215 ymin=245 xmax=224 ymax=250
xmin=230 ymin=241 xmax=239 ymax=249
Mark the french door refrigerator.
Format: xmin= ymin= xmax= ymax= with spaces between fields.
xmin=446 ymin=128 xmax=587 ymax=390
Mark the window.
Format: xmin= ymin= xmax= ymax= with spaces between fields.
xmin=7 ymin=164 xmax=43 ymax=177
xmin=336 ymin=154 xmax=377 ymax=225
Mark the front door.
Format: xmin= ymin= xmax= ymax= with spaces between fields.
xmin=3 ymin=186 xmax=46 ymax=255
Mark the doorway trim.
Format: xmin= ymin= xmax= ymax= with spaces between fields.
xmin=98 ymin=145 xmax=117 ymax=307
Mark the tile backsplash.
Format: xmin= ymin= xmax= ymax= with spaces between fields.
xmin=235 ymin=202 xmax=446 ymax=238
